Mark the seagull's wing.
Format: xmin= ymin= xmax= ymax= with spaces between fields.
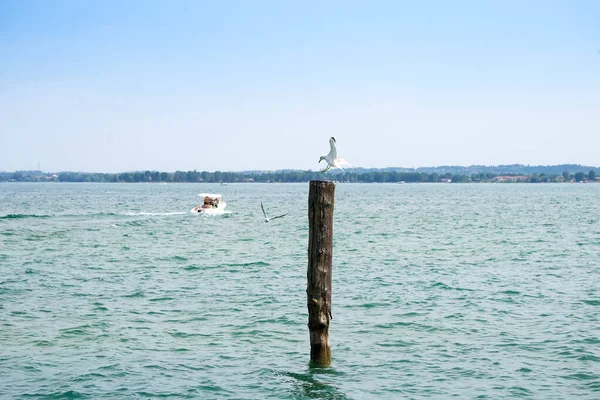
xmin=338 ymin=158 xmax=355 ymax=169
xmin=328 ymin=137 xmax=337 ymax=159
xmin=270 ymin=213 xmax=288 ymax=220
xmin=260 ymin=200 xmax=267 ymax=219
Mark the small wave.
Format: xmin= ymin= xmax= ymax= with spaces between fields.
xmin=429 ymin=282 xmax=475 ymax=291
xmin=33 ymin=340 xmax=55 ymax=347
xmin=562 ymin=373 xmax=599 ymax=381
xmin=59 ymin=325 xmax=91 ymax=336
xmin=377 ymin=340 xmax=416 ymax=347
xmin=143 ymin=364 xmax=168 ymax=370
xmin=124 ymin=220 xmax=146 ymax=227
xmin=508 ymin=387 xmax=532 ymax=396
xmin=176 ymin=363 xmax=208 ymax=371
xmin=168 ymin=331 xmax=211 ymax=338
xmin=71 ymin=373 xmax=106 ymax=382
xmin=582 ymin=299 xmax=600 ymax=306
xmin=21 ymin=390 xmax=86 ymax=399
xmin=229 ymin=261 xmax=270 ymax=267
xmin=122 ymin=290 xmax=144 ymax=298
xmin=577 ymin=354 xmax=600 ymax=362
xmin=0 ymin=213 xmax=51 ymax=220
xmin=360 ymin=302 xmax=390 ymax=309
xmin=157 ymin=255 xmax=189 ymax=262
xmin=97 ymin=363 xmax=120 ymax=370
xmin=375 ymin=321 xmax=414 ymax=329
xmin=500 ymin=290 xmax=521 ymax=295
xmin=398 ymin=312 xmax=422 ymax=317
xmin=444 ymin=313 xmax=466 ymax=319
xmin=149 ymin=297 xmax=174 ymax=302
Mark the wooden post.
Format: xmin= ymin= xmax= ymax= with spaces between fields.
xmin=307 ymin=180 xmax=335 ymax=366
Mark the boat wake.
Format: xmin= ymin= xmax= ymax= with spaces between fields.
xmin=192 ymin=210 xmax=232 ymax=216
xmin=122 ymin=212 xmax=188 ymax=216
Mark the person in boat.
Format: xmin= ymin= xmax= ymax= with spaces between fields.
xmin=203 ymin=196 xmax=212 ymax=208
xmin=214 ymin=197 xmax=219 ymax=208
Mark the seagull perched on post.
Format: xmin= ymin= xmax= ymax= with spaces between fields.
xmin=319 ymin=137 xmax=355 ymax=173
xmin=260 ymin=200 xmax=288 ymax=222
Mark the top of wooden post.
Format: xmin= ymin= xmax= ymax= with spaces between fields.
xmin=309 ymin=179 xmax=336 ymax=184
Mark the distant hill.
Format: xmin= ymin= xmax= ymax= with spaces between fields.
xmin=350 ymin=164 xmax=598 ymax=175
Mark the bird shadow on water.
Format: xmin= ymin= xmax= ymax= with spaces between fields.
xmin=275 ymin=364 xmax=350 ymax=400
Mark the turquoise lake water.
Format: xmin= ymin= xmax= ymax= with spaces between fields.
xmin=1 ymin=182 xmax=599 ymax=399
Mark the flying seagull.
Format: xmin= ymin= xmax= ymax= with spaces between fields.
xmin=260 ymin=200 xmax=288 ymax=222
xmin=319 ymin=137 xmax=355 ymax=172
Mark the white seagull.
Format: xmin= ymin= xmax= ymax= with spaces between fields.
xmin=260 ymin=200 xmax=288 ymax=222
xmin=319 ymin=137 xmax=355 ymax=173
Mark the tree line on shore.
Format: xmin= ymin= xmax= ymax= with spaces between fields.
xmin=1 ymin=169 xmax=597 ymax=183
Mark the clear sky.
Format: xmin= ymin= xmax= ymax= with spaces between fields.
xmin=1 ymin=0 xmax=598 ymax=172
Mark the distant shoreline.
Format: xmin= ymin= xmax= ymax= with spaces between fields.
xmin=2 ymin=181 xmax=598 ymax=184
xmin=1 ymin=167 xmax=598 ymax=184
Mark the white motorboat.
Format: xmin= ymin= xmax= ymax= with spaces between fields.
xmin=191 ymin=193 xmax=227 ymax=215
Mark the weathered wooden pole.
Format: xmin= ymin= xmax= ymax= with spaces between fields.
xmin=307 ymin=180 xmax=335 ymax=366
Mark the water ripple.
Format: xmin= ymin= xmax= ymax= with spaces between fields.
xmin=1 ymin=183 xmax=599 ymax=399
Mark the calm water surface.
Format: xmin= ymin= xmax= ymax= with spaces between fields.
xmin=1 ymin=183 xmax=599 ymax=399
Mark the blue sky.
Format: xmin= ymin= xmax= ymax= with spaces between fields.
xmin=1 ymin=0 xmax=598 ymax=172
